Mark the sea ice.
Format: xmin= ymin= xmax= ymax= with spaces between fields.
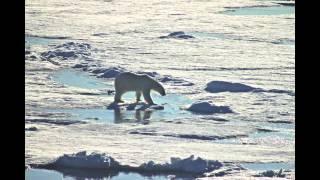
xmin=159 ymin=76 xmax=194 ymax=86
xmin=40 ymin=42 xmax=91 ymax=61
xmin=136 ymin=71 xmax=160 ymax=78
xmin=72 ymin=63 xmax=88 ymax=69
xmin=25 ymin=127 xmax=38 ymax=131
xmin=205 ymin=81 xmax=294 ymax=96
xmin=43 ymin=151 xmax=120 ymax=169
xmin=254 ymin=169 xmax=286 ymax=178
xmin=186 ymin=101 xmax=233 ymax=114
xmin=205 ymin=81 xmax=260 ymax=93
xmin=90 ymin=68 xmax=106 ymax=74
xmin=41 ymin=152 xmax=223 ymax=175
xmin=138 ymin=155 xmax=223 ymax=174
xmin=97 ymin=68 xmax=124 ymax=78
xmin=159 ymin=31 xmax=195 ymax=39
xmin=25 ymin=118 xmax=86 ymax=126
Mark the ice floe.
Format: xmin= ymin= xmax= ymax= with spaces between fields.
xmin=45 ymin=47 xmax=194 ymax=85
xmin=72 ymin=63 xmax=88 ymax=69
xmin=97 ymin=67 xmax=124 ymax=78
xmin=254 ymin=169 xmax=286 ymax=178
xmin=25 ymin=1 xmax=295 ymax=178
xmin=138 ymin=155 xmax=223 ymax=174
xmin=205 ymin=81 xmax=294 ymax=96
xmin=159 ymin=31 xmax=195 ymax=39
xmin=40 ymin=42 xmax=91 ymax=61
xmin=186 ymin=101 xmax=233 ymax=114
xmin=43 ymin=151 xmax=120 ymax=169
xmin=268 ymin=120 xmax=293 ymax=124
xmin=204 ymin=163 xmax=246 ymax=177
xmin=205 ymin=81 xmax=260 ymax=93
xmin=40 ymin=151 xmax=223 ymax=175
xmin=25 ymin=127 xmax=38 ymax=131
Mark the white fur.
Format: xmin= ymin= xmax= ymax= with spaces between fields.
xmin=114 ymin=72 xmax=166 ymax=104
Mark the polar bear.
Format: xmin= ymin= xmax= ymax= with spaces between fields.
xmin=114 ymin=72 xmax=166 ymax=105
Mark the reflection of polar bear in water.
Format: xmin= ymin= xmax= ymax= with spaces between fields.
xmin=114 ymin=72 xmax=166 ymax=105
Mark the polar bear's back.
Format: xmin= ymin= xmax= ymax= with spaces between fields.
xmin=115 ymin=72 xmax=153 ymax=91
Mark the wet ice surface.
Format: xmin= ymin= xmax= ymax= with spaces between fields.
xmin=26 ymin=168 xmax=180 ymax=180
xmin=51 ymin=69 xmax=112 ymax=90
xmin=223 ymin=5 xmax=295 ymax=16
xmin=25 ymin=35 xmax=71 ymax=47
xmin=42 ymin=69 xmax=194 ymax=123
xmin=26 ymin=0 xmax=294 ymax=178
xmin=241 ymin=162 xmax=294 ymax=171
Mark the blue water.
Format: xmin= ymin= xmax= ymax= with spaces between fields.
xmin=48 ymin=69 xmax=193 ymax=123
xmin=25 ymin=168 xmax=175 ymax=180
xmin=25 ymin=36 xmax=61 ymax=46
xmin=51 ymin=69 xmax=112 ymax=89
xmin=247 ymin=121 xmax=295 ymax=141
xmin=275 ymin=39 xmax=295 ymax=45
xmin=26 ymin=169 xmax=66 ymax=180
xmin=241 ymin=162 xmax=295 ymax=171
xmin=249 ymin=130 xmax=294 ymax=141
xmin=224 ymin=6 xmax=295 ymax=16
xmin=189 ymin=32 xmax=227 ymax=40
xmin=46 ymin=93 xmax=193 ymax=124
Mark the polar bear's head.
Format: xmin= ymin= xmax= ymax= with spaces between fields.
xmin=152 ymin=80 xmax=166 ymax=96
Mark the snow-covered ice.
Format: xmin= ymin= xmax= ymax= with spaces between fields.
xmin=25 ymin=0 xmax=295 ymax=179
xmin=42 ymin=151 xmax=120 ymax=169
xmin=205 ymin=81 xmax=259 ymax=93
xmin=39 ymin=151 xmax=223 ymax=175
xmin=186 ymin=101 xmax=233 ymax=114
xmin=159 ymin=31 xmax=195 ymax=39
xmin=138 ymin=155 xmax=222 ymax=174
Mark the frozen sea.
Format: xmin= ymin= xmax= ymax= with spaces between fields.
xmin=25 ymin=0 xmax=294 ymax=179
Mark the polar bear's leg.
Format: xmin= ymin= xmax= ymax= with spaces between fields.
xmin=136 ymin=91 xmax=142 ymax=102
xmin=143 ymin=90 xmax=154 ymax=105
xmin=114 ymin=91 xmax=124 ymax=103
